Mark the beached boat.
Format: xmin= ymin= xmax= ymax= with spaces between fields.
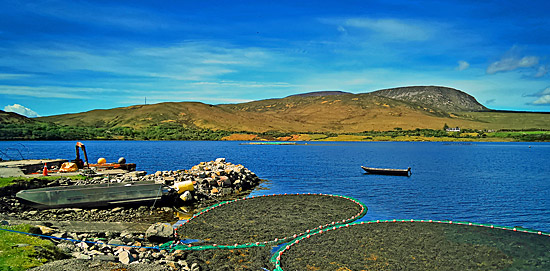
xmin=361 ymin=166 xmax=411 ymax=176
xmin=16 ymin=181 xmax=168 ymax=209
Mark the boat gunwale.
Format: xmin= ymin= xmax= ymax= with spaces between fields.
xmin=361 ymin=166 xmax=412 ymax=176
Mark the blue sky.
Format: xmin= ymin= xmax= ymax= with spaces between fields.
xmin=1 ymin=0 xmax=550 ymax=117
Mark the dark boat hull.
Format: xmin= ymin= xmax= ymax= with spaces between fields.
xmin=361 ymin=166 xmax=411 ymax=176
xmin=16 ymin=181 xmax=166 ymax=209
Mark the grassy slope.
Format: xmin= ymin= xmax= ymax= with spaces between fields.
xmin=32 ymin=90 xmax=550 ymax=134
xmin=0 ymin=225 xmax=61 ymax=271
xmin=39 ymin=93 xmax=489 ymax=133
xmin=455 ymin=111 xmax=550 ymax=130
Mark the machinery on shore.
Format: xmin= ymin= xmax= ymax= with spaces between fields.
xmin=59 ymin=142 xmax=136 ymax=173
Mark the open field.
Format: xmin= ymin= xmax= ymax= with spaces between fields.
xmin=455 ymin=111 xmax=550 ymax=130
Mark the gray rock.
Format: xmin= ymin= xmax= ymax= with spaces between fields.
xmin=76 ymin=242 xmax=89 ymax=251
xmin=145 ymin=223 xmax=174 ymax=243
xmin=71 ymin=251 xmax=91 ymax=260
xmin=92 ymin=254 xmax=116 ymax=262
xmin=56 ymin=242 xmax=75 ymax=254
xmin=118 ymin=250 xmax=135 ymax=264
xmin=51 ymin=232 xmax=67 ymax=239
xmin=108 ymin=239 xmax=124 ymax=246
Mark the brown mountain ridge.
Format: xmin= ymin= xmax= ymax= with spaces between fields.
xmin=34 ymin=86 xmax=494 ymax=133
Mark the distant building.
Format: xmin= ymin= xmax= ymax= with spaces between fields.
xmin=446 ymin=127 xmax=460 ymax=132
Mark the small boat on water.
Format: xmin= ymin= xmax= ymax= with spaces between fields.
xmin=16 ymin=181 xmax=169 ymax=209
xmin=361 ymin=166 xmax=411 ymax=176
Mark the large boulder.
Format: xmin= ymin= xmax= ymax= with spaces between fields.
xmin=145 ymin=222 xmax=174 ymax=243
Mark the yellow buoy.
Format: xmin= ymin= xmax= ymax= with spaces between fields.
xmin=173 ymin=181 xmax=194 ymax=194
xmin=97 ymin=158 xmax=107 ymax=164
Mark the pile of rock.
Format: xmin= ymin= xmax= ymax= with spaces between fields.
xmin=141 ymin=158 xmax=261 ymax=202
xmin=24 ymin=221 xmax=201 ymax=270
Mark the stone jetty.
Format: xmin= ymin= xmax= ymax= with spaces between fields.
xmin=1 ymin=158 xmax=261 ymax=222
xmin=0 ymin=159 xmax=262 ymax=270
xmin=147 ymin=158 xmax=261 ymax=202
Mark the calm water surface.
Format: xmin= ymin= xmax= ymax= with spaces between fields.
xmin=1 ymin=140 xmax=549 ymax=232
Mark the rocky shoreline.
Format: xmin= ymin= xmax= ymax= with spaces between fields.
xmin=1 ymin=158 xmax=261 ymax=222
xmin=0 ymin=158 xmax=263 ymax=270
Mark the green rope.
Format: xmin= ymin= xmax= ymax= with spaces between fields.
xmin=162 ymin=193 xmax=368 ymax=252
xmin=270 ymin=219 xmax=550 ymax=271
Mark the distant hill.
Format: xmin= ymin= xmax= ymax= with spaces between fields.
xmin=372 ymin=86 xmax=488 ymax=112
xmin=38 ymin=86 xmax=494 ymax=133
xmin=0 ymin=110 xmax=34 ymax=124
xmin=0 ymin=86 xmax=545 ymax=136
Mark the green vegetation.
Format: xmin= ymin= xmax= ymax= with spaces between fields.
xmin=0 ymin=176 xmax=87 ymax=188
xmin=487 ymin=130 xmax=550 ymax=141
xmin=2 ymin=120 xmax=550 ymax=142
xmin=325 ymin=128 xmax=550 ymax=142
xmin=0 ymin=224 xmax=63 ymax=271
xmin=455 ymin=111 xmax=550 ymax=130
xmin=0 ymin=122 xmax=231 ymax=141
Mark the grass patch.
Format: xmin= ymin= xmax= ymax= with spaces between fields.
xmin=456 ymin=111 xmax=550 ymax=130
xmin=0 ymin=224 xmax=62 ymax=271
xmin=0 ymin=175 xmax=87 ymax=188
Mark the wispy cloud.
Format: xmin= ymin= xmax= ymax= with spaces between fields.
xmin=190 ymin=81 xmax=294 ymax=88
xmin=532 ymin=95 xmax=550 ymax=105
xmin=19 ymin=0 xmax=173 ymax=31
xmin=3 ymin=104 xmax=40 ymax=117
xmin=535 ymin=65 xmax=548 ymax=78
xmin=339 ymin=18 xmax=437 ymax=41
xmin=1 ymin=41 xmax=284 ymax=82
xmin=0 ymin=85 xmax=114 ymax=99
xmin=525 ymin=87 xmax=550 ymax=105
xmin=0 ymin=73 xmax=31 ymax=79
xmin=456 ymin=60 xmax=470 ymax=71
xmin=486 ymin=46 xmax=539 ymax=74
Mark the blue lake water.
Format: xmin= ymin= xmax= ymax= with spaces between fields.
xmin=1 ymin=140 xmax=549 ymax=232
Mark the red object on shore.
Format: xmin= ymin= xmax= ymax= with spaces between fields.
xmin=43 ymin=163 xmax=48 ymax=176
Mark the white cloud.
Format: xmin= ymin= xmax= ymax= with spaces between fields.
xmin=487 ymin=56 xmax=538 ymax=74
xmin=532 ymin=95 xmax=550 ymax=105
xmin=5 ymin=41 xmax=281 ymax=82
xmin=535 ymin=65 xmax=548 ymax=78
xmin=524 ymin=87 xmax=550 ymax=105
xmin=486 ymin=46 xmax=539 ymax=74
xmin=3 ymin=104 xmax=40 ymax=117
xmin=340 ymin=18 xmax=437 ymax=41
xmin=456 ymin=60 xmax=470 ymax=71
